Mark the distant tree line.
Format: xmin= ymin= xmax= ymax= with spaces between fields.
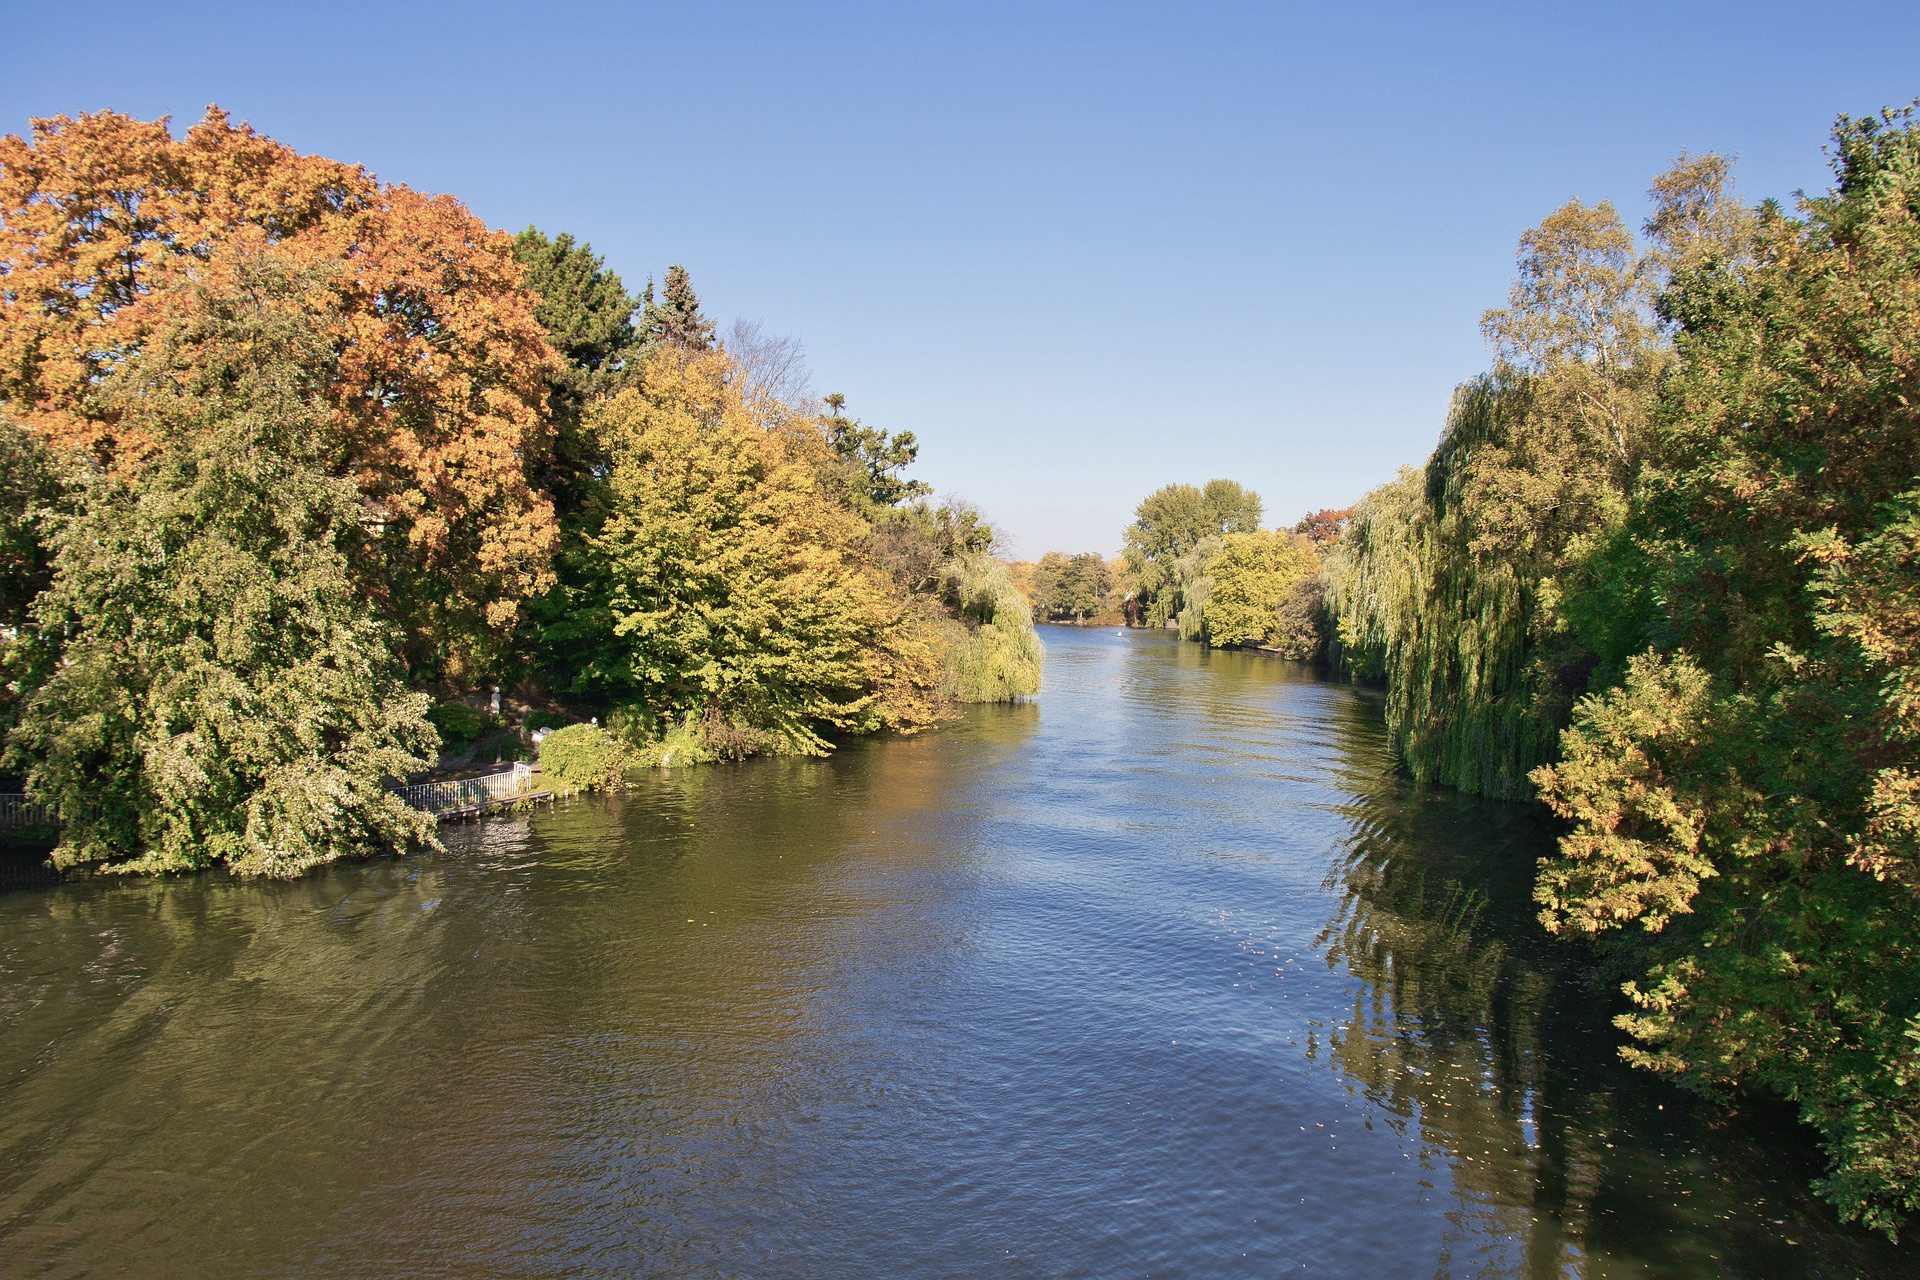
xmin=0 ymin=107 xmax=1038 ymax=879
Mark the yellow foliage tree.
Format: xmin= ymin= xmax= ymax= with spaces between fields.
xmin=1203 ymin=529 xmax=1319 ymax=647
xmin=551 ymin=350 xmax=945 ymax=757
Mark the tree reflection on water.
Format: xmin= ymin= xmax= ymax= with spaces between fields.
xmin=1314 ymin=717 xmax=1912 ymax=1279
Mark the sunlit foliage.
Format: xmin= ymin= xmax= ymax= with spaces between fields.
xmin=1323 ymin=164 xmax=1734 ymax=796
xmin=1026 ymin=551 xmax=1117 ymax=622
xmin=1123 ymin=479 xmax=1263 ymax=627
xmin=1531 ymin=112 xmax=1920 ymax=1232
xmin=0 ymin=108 xmax=559 ymax=670
xmin=932 ymin=552 xmax=1043 ymax=701
xmin=4 ymin=258 xmax=438 ymax=877
xmin=543 ymin=348 xmax=941 ymax=758
xmin=1202 ymin=529 xmax=1320 ymax=647
xmin=537 ymin=722 xmax=630 ymax=794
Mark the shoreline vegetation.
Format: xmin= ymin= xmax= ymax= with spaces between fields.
xmin=3 ymin=98 xmax=1918 ymax=1239
xmin=0 ymin=108 xmax=1039 ymax=878
xmin=1014 ymin=108 xmax=1920 ymax=1235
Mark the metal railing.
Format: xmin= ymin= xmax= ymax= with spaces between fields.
xmin=389 ymin=761 xmax=540 ymax=816
xmin=0 ymin=794 xmax=59 ymax=830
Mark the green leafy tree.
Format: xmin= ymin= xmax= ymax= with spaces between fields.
xmin=538 ymin=722 xmax=630 ymax=793
xmin=931 ymin=553 xmax=1043 ymax=701
xmin=1029 ymin=551 xmax=1113 ymax=621
xmin=1172 ymin=537 xmax=1223 ymax=640
xmin=1324 ymin=161 xmax=1737 ymax=797
xmin=5 ymin=258 xmax=438 ymax=876
xmin=0 ymin=417 xmax=62 ymax=742
xmin=1204 ymin=530 xmax=1319 ymax=646
xmin=1532 ymin=109 xmax=1920 ymax=1232
xmin=1123 ymin=479 xmax=1263 ymax=626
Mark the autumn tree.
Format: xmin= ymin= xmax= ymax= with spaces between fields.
xmin=5 ymin=258 xmax=438 ymax=877
xmin=1293 ymin=507 xmax=1352 ymax=547
xmin=1203 ymin=530 xmax=1319 ymax=647
xmin=1531 ymin=110 xmax=1920 ymax=1232
xmin=0 ymin=108 xmax=559 ymax=673
xmin=542 ymin=349 xmax=944 ymax=758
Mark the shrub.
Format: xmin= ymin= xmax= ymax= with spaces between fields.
xmin=524 ymin=710 xmax=568 ymax=734
xmin=426 ymin=701 xmax=487 ymax=748
xmin=537 ymin=723 xmax=629 ymax=793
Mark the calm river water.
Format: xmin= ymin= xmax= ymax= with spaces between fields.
xmin=1 ymin=627 xmax=1913 ymax=1278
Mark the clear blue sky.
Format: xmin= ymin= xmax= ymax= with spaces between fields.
xmin=7 ymin=2 xmax=1918 ymax=556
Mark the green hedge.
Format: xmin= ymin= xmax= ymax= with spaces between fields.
xmin=537 ymin=723 xmax=628 ymax=794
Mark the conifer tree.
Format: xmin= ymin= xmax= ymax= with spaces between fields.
xmin=511 ymin=227 xmax=643 ymax=518
xmin=640 ymin=263 xmax=716 ymax=350
xmin=820 ymin=392 xmax=931 ymax=512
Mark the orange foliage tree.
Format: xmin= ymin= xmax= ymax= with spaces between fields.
xmin=0 ymin=107 xmax=557 ymax=671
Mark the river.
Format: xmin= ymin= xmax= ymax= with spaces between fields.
xmin=0 ymin=627 xmax=1912 ymax=1278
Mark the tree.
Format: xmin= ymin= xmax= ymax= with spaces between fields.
xmin=0 ymin=108 xmax=559 ymax=672
xmin=511 ymin=227 xmax=642 ymax=518
xmin=1124 ymin=479 xmax=1263 ymax=564
xmin=640 ymin=263 xmax=715 ymax=351
xmin=0 ymin=416 xmax=61 ymax=741
xmin=930 ymin=552 xmax=1043 ymax=701
xmin=4 ymin=258 xmax=438 ymax=877
xmin=726 ymin=318 xmax=813 ymax=406
xmin=1204 ymin=530 xmax=1319 ymax=646
xmin=1323 ymin=163 xmax=1732 ymax=797
xmin=0 ymin=417 xmax=55 ymax=614
xmin=544 ymin=348 xmax=941 ymax=758
xmin=820 ymin=393 xmax=931 ymax=512
xmin=512 ymin=228 xmax=642 ymax=379
xmin=1293 ymin=507 xmax=1352 ymax=546
xmin=1028 ymin=551 xmax=1113 ymax=621
xmin=1123 ymin=479 xmax=1263 ymax=626
xmin=1531 ymin=109 xmax=1920 ymax=1232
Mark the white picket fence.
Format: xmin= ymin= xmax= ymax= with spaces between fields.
xmin=389 ymin=761 xmax=542 ymax=816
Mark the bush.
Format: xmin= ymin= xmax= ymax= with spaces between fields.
xmin=524 ymin=710 xmax=568 ymax=734
xmin=537 ymin=723 xmax=629 ymax=793
xmin=426 ymin=701 xmax=487 ymax=748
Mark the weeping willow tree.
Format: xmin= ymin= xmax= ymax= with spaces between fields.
xmin=934 ymin=552 xmax=1043 ymax=702
xmin=1326 ymin=382 xmax=1555 ymax=798
xmin=1324 ymin=162 xmax=1745 ymax=797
